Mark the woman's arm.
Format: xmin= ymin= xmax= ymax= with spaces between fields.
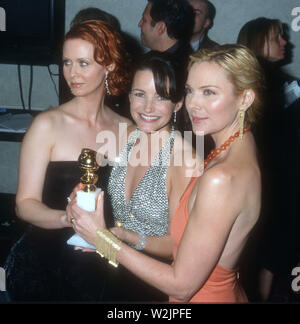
xmin=109 ymin=226 xmax=174 ymax=259
xmin=69 ymin=135 xmax=194 ymax=259
xmin=117 ymin=169 xmax=241 ymax=300
xmin=68 ymin=191 xmax=174 ymax=258
xmin=15 ymin=111 xmax=70 ymax=229
xmin=73 ymin=167 xmax=243 ymax=301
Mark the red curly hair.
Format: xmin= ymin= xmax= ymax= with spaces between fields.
xmin=65 ymin=19 xmax=131 ymax=96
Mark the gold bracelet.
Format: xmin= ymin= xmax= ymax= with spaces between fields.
xmin=95 ymin=229 xmax=121 ymax=267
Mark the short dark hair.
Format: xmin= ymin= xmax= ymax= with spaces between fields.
xmin=132 ymin=51 xmax=186 ymax=131
xmin=70 ymin=7 xmax=121 ymax=31
xmin=148 ymin=0 xmax=194 ymax=41
xmin=133 ymin=51 xmax=184 ymax=103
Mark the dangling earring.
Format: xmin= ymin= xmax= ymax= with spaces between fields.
xmin=105 ymin=71 xmax=111 ymax=96
xmin=239 ymin=109 xmax=245 ymax=139
xmin=173 ymin=111 xmax=177 ymax=124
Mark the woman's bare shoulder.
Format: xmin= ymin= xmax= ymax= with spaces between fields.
xmin=196 ymin=153 xmax=260 ymax=206
xmin=24 ymin=104 xmax=70 ymax=144
xmin=201 ymin=163 xmax=235 ymax=188
xmin=28 ymin=106 xmax=58 ymax=130
xmin=188 ymin=164 xmax=245 ymax=226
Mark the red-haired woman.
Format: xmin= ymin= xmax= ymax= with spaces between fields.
xmin=4 ymin=20 xmax=133 ymax=302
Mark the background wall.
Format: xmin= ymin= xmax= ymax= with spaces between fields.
xmin=0 ymin=0 xmax=299 ymax=193
xmin=210 ymin=0 xmax=300 ymax=78
xmin=0 ymin=0 xmax=299 ymax=112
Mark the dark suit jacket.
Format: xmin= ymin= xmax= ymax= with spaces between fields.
xmin=197 ymin=35 xmax=219 ymax=50
xmin=165 ymin=40 xmax=193 ymax=66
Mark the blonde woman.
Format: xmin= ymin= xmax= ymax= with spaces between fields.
xmin=71 ymin=44 xmax=265 ymax=303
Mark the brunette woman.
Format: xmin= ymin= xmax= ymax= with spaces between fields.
xmin=71 ymin=45 xmax=264 ymax=303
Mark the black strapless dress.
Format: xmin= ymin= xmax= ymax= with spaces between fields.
xmin=4 ymin=161 xmax=113 ymax=302
xmin=4 ymin=161 xmax=167 ymax=302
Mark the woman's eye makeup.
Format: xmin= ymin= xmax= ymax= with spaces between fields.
xmin=185 ymin=87 xmax=192 ymax=94
xmin=63 ymin=59 xmax=71 ymax=66
xmin=79 ymin=60 xmax=89 ymax=67
xmin=203 ymin=89 xmax=215 ymax=95
xmin=132 ymin=91 xmax=144 ymax=97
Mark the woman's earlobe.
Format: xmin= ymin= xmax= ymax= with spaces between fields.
xmin=241 ymin=89 xmax=255 ymax=111
xmin=107 ymin=63 xmax=116 ymax=72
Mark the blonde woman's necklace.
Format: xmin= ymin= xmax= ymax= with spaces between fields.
xmin=204 ymin=126 xmax=251 ymax=169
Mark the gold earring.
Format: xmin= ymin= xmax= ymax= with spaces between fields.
xmin=239 ymin=109 xmax=245 ymax=139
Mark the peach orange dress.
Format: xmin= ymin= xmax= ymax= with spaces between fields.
xmin=169 ymin=177 xmax=248 ymax=303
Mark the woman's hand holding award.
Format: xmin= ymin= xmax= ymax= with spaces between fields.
xmin=67 ymin=148 xmax=101 ymax=249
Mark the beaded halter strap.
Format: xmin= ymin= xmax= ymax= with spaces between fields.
xmin=204 ymin=125 xmax=251 ymax=169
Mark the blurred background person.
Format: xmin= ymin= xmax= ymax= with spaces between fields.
xmin=238 ymin=17 xmax=300 ymax=302
xmin=188 ymin=0 xmax=219 ymax=51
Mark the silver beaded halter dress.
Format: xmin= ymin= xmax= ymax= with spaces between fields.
xmin=107 ymin=128 xmax=175 ymax=239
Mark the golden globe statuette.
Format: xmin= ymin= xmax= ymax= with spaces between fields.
xmin=77 ymin=148 xmax=101 ymax=211
xmin=67 ymin=148 xmax=101 ymax=249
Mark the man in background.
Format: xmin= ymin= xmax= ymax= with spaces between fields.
xmin=138 ymin=0 xmax=195 ymax=133
xmin=138 ymin=0 xmax=194 ymax=66
xmin=188 ymin=0 xmax=218 ymax=51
